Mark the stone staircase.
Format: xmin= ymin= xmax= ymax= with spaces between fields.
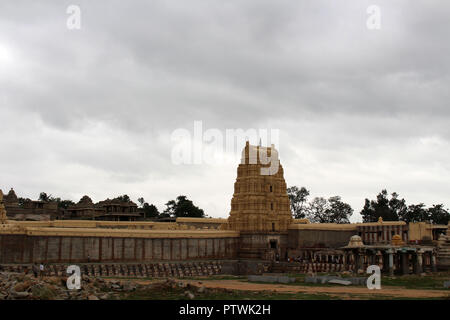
xmin=437 ymin=226 xmax=450 ymax=271
xmin=0 ymin=261 xmax=223 ymax=278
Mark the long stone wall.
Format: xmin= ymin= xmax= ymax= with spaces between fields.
xmin=0 ymin=235 xmax=239 ymax=264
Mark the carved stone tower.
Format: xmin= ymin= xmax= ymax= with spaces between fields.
xmin=0 ymin=190 xmax=7 ymax=224
xmin=227 ymin=142 xmax=292 ymax=259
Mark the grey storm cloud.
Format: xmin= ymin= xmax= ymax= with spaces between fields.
xmin=0 ymin=0 xmax=449 ymax=220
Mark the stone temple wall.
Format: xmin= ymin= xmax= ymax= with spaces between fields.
xmin=0 ymin=234 xmax=239 ymax=264
xmin=288 ymin=228 xmax=357 ymax=249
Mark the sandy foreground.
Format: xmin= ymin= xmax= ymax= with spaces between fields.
xmin=133 ymin=279 xmax=450 ymax=299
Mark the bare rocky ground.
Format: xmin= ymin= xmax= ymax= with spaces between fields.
xmin=0 ymin=271 xmax=227 ymax=300
xmin=0 ymin=271 xmax=146 ymax=300
xmin=2 ymin=270 xmax=450 ymax=300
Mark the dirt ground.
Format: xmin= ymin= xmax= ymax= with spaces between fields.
xmin=132 ymin=279 xmax=450 ymax=299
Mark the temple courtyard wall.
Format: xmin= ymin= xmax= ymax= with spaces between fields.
xmin=288 ymin=224 xmax=357 ymax=249
xmin=0 ymin=229 xmax=239 ymax=264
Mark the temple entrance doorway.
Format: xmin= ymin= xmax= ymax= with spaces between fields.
xmin=270 ymin=240 xmax=278 ymax=249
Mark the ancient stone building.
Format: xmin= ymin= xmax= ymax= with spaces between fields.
xmin=65 ymin=196 xmax=97 ymax=219
xmin=65 ymin=196 xmax=140 ymax=221
xmin=225 ymin=142 xmax=292 ymax=259
xmin=2 ymin=188 xmax=57 ymax=221
xmin=0 ymin=190 xmax=7 ymax=224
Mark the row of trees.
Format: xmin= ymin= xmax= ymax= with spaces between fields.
xmin=287 ymin=186 xmax=353 ymax=223
xmin=360 ymin=189 xmax=449 ymax=225
xmin=287 ymin=186 xmax=450 ymax=225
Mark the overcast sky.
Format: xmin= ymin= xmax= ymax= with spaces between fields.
xmin=1 ymin=1 xmax=449 ymax=222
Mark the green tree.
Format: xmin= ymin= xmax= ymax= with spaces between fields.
xmin=306 ymin=197 xmax=328 ymax=223
xmin=17 ymin=197 xmax=30 ymax=207
xmin=142 ymin=203 xmax=160 ymax=219
xmin=428 ymin=204 xmax=450 ymax=225
xmin=163 ymin=195 xmax=205 ymax=218
xmin=54 ymin=198 xmax=75 ymax=210
xmin=287 ymin=186 xmax=310 ymax=219
xmin=38 ymin=192 xmax=52 ymax=202
xmin=389 ymin=192 xmax=407 ymax=220
xmin=360 ymin=190 xmax=403 ymax=222
xmin=137 ymin=197 xmax=145 ymax=208
xmin=113 ymin=195 xmax=131 ymax=203
xmin=325 ymin=196 xmax=353 ymax=224
xmin=306 ymin=196 xmax=353 ymax=223
xmin=400 ymin=203 xmax=429 ymax=223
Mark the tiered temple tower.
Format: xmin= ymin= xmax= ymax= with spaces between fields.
xmin=226 ymin=142 xmax=292 ymax=259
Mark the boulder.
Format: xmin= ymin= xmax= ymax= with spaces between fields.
xmin=328 ymin=279 xmax=352 ymax=286
xmin=184 ymin=291 xmax=195 ymax=300
xmin=14 ymin=281 xmax=32 ymax=292
xmin=197 ymin=286 xmax=206 ymax=293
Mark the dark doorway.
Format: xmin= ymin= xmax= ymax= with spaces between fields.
xmin=270 ymin=239 xmax=278 ymax=249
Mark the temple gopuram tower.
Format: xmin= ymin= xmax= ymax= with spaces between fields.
xmin=226 ymin=142 xmax=292 ymax=259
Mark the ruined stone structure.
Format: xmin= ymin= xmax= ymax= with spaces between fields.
xmin=64 ymin=196 xmax=140 ymax=221
xmin=3 ymin=188 xmax=57 ymax=221
xmin=0 ymin=190 xmax=7 ymax=224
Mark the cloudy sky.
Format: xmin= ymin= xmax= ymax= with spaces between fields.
xmin=1 ymin=0 xmax=449 ymax=221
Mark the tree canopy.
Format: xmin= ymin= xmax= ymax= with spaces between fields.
xmin=306 ymin=196 xmax=353 ymax=224
xmin=361 ymin=189 xmax=449 ymax=224
xmin=113 ymin=195 xmax=131 ymax=203
xmin=287 ymin=186 xmax=310 ymax=219
xmin=360 ymin=190 xmax=404 ymax=222
xmin=163 ymin=195 xmax=205 ymax=218
xmin=287 ymin=186 xmax=353 ymax=223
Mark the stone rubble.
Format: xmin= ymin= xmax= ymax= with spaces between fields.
xmin=0 ymin=270 xmax=221 ymax=300
xmin=0 ymin=271 xmax=146 ymax=300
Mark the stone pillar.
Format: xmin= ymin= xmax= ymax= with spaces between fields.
xmin=382 ymin=252 xmax=389 ymax=272
xmin=415 ymin=249 xmax=423 ymax=274
xmin=343 ymin=254 xmax=347 ymax=270
xmin=431 ymin=252 xmax=437 ymax=272
xmin=400 ymin=251 xmax=409 ymax=275
xmin=370 ymin=252 xmax=376 ymax=265
xmin=354 ymin=251 xmax=359 ymax=273
xmin=361 ymin=253 xmax=365 ymax=270
xmin=387 ymin=249 xmax=394 ymax=276
xmin=377 ymin=251 xmax=383 ymax=269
